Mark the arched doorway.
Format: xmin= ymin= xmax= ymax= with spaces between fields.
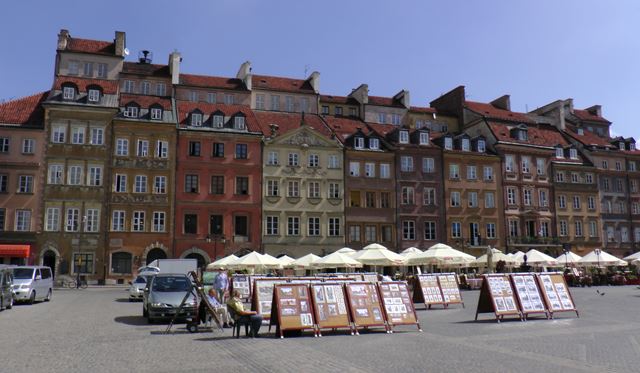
xmin=185 ymin=253 xmax=206 ymax=269
xmin=146 ymin=248 xmax=167 ymax=264
xmin=43 ymin=250 xmax=57 ymax=278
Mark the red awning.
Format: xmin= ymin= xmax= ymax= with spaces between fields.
xmin=0 ymin=244 xmax=30 ymax=258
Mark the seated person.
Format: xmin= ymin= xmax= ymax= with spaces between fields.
xmin=227 ymin=289 xmax=262 ymax=337
xmin=200 ymin=288 xmax=231 ymax=328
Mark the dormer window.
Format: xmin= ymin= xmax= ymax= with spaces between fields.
xmin=518 ymin=129 xmax=528 ymax=141
xmin=124 ymin=104 xmax=139 ymax=118
xmin=631 ymin=143 xmax=636 ymax=151
xmin=399 ymin=130 xmax=409 ymax=144
xmin=577 ymin=127 xmax=584 ymax=136
xmin=212 ymin=113 xmax=224 ymax=128
xmin=62 ymin=86 xmax=76 ymax=100
xmin=419 ymin=132 xmax=429 ymax=145
xmin=619 ymin=142 xmax=625 ymax=151
xmin=234 ymin=115 xmax=246 ymax=130
xmin=354 ymin=137 xmax=364 ymax=149
xmin=369 ymin=138 xmax=379 ymax=150
xmin=87 ymin=88 xmax=100 ymax=103
xmin=555 ymin=147 xmax=564 ymax=158
xmin=150 ymin=106 xmax=162 ymax=120
xmin=444 ymin=137 xmax=453 ymax=150
xmin=569 ymin=148 xmax=578 ymax=159
xmin=477 ymin=139 xmax=486 ymax=153
xmin=461 ymin=138 xmax=470 ymax=151
xmin=190 ymin=112 xmax=203 ymax=126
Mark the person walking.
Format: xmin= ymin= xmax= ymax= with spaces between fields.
xmin=213 ymin=268 xmax=229 ymax=303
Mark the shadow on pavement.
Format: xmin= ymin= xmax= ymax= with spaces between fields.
xmin=114 ymin=315 xmax=149 ymax=326
xmin=194 ymin=335 xmax=258 ymax=342
xmin=114 ymin=298 xmax=136 ymax=303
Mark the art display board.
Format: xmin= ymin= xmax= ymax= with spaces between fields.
xmin=437 ymin=273 xmax=464 ymax=308
xmin=288 ymin=277 xmax=324 ymax=284
xmin=252 ymin=278 xmax=288 ymax=320
xmin=310 ymin=283 xmax=353 ymax=335
xmin=412 ymin=274 xmax=445 ymax=309
xmin=345 ymin=282 xmax=388 ymax=334
xmin=537 ymin=272 xmax=579 ymax=318
xmin=475 ymin=274 xmax=523 ymax=322
xmin=269 ymin=284 xmax=316 ymax=338
xmin=362 ymin=273 xmax=379 ymax=283
xmin=231 ymin=274 xmax=252 ymax=303
xmin=378 ymin=282 xmax=421 ymax=332
xmin=510 ymin=273 xmax=549 ymax=319
xmin=322 ymin=277 xmax=357 ymax=283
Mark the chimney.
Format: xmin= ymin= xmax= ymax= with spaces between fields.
xmin=114 ymin=31 xmax=126 ymax=57
xmin=57 ymin=29 xmax=70 ymax=51
xmin=269 ymin=124 xmax=279 ymax=138
xmin=490 ymin=95 xmax=511 ymax=111
xmin=585 ymin=105 xmax=602 ymax=117
xmin=349 ymin=84 xmax=369 ymax=105
xmin=307 ymin=71 xmax=320 ymax=93
xmin=236 ymin=61 xmax=252 ymax=90
xmin=169 ymin=51 xmax=181 ymax=85
xmin=393 ymin=89 xmax=410 ymax=109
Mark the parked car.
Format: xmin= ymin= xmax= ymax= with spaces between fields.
xmin=0 ymin=265 xmax=15 ymax=310
xmin=128 ymin=275 xmax=153 ymax=301
xmin=12 ymin=266 xmax=53 ymax=304
xmin=142 ymin=273 xmax=197 ymax=323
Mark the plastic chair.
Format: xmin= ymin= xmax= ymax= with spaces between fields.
xmin=227 ymin=305 xmax=250 ymax=338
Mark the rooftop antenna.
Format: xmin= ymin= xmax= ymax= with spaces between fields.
xmin=304 ymin=64 xmax=309 ymax=78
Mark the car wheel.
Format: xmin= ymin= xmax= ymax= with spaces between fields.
xmin=45 ymin=289 xmax=52 ymax=302
xmin=27 ymin=291 xmax=35 ymax=305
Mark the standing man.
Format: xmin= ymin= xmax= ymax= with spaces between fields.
xmin=214 ymin=267 xmax=229 ymax=303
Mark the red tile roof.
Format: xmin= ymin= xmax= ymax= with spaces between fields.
xmin=487 ymin=122 xmax=569 ymax=148
xmin=367 ymin=123 xmax=397 ymax=137
xmin=180 ymin=74 xmax=246 ymax=90
xmin=0 ymin=91 xmax=48 ymax=127
xmin=66 ymin=38 xmax=115 ymax=55
xmin=466 ymin=101 xmax=534 ymax=124
xmin=564 ymin=124 xmax=613 ymax=148
xmin=53 ymin=77 xmax=119 ymax=95
xmin=255 ymin=111 xmax=332 ymax=139
xmin=322 ymin=116 xmax=372 ymax=142
xmin=368 ymin=95 xmax=402 ymax=107
xmin=122 ymin=62 xmax=171 ymax=77
xmin=252 ymin=75 xmax=315 ymax=94
xmin=320 ymin=95 xmax=358 ymax=105
xmin=573 ymin=109 xmax=610 ymax=124
xmin=120 ymin=94 xmax=171 ymax=110
xmin=176 ymin=101 xmax=261 ymax=132
xmin=409 ymin=106 xmax=437 ymax=114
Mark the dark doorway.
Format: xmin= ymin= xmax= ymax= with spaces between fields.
xmin=43 ymin=250 xmax=57 ymax=278
xmin=146 ymin=248 xmax=167 ymax=264
xmin=185 ymin=253 xmax=206 ymax=269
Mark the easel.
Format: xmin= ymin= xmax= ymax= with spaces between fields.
xmin=165 ymin=271 xmax=224 ymax=334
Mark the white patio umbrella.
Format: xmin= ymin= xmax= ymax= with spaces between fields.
xmin=473 ymin=248 xmax=517 ymax=266
xmin=277 ymin=255 xmax=296 ymax=268
xmin=229 ymin=251 xmax=282 ymax=269
xmin=312 ymin=251 xmax=363 ymax=269
xmin=292 ymin=253 xmax=321 ymax=269
xmin=205 ymin=254 xmax=238 ymax=270
xmin=407 ymin=243 xmax=472 ymax=266
xmin=555 ymin=251 xmax=582 ymax=266
xmin=623 ymin=251 xmax=640 ymax=261
xmin=578 ymin=250 xmax=628 ymax=267
xmin=512 ymin=251 xmax=526 ymax=262
xmin=524 ymin=249 xmax=558 ymax=267
xmin=400 ymin=247 xmax=423 ymax=261
xmin=351 ymin=243 xmax=406 ymax=266
xmin=336 ymin=247 xmax=356 ymax=255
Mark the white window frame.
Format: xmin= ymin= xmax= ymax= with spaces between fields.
xmin=71 ymin=127 xmax=85 ymax=145
xmin=45 ymin=207 xmax=60 ymax=232
xmin=112 ymin=211 xmax=125 ymax=232
xmin=152 ymin=211 xmax=166 ymax=232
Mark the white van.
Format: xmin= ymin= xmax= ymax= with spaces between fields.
xmin=12 ymin=266 xmax=53 ymax=304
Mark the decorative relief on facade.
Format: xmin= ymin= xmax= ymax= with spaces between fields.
xmin=284 ymin=131 xmax=323 ymax=147
xmin=111 ymin=194 xmax=169 ymax=204
xmin=114 ymin=158 xmax=168 ymax=169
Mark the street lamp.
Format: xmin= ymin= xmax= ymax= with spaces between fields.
xmin=206 ymin=234 xmax=226 ymax=259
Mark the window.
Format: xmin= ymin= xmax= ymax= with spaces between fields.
xmin=308 ymin=154 xmax=319 ymax=167
xmin=183 ymin=214 xmax=197 ymax=234
xmin=505 ymin=155 xmax=515 ymax=172
xmin=210 ymin=215 xmax=223 ymax=235
xmin=450 ymin=191 xmax=461 ymax=207
xmin=20 ymin=138 xmax=34 ymax=155
xmin=137 ymin=140 xmax=149 ymax=157
xmin=556 ymin=172 xmax=564 ymax=182
xmin=587 ymin=196 xmax=596 ymax=210
xmin=0 ymin=137 xmax=9 ymax=153
xmin=87 ymin=89 xmax=100 ymax=103
xmin=585 ymin=173 xmax=593 ymax=184
xmin=15 ymin=210 xmax=30 ymax=231
xmin=150 ymin=107 xmax=162 ymax=120
xmin=467 ymin=165 xmax=477 ymax=180
xmin=422 ymin=158 xmax=434 ymax=173
xmin=451 ymin=222 xmax=461 ymax=238
xmin=622 ymin=227 xmax=630 ymax=242
xmin=266 ymin=216 xmax=279 ymax=235
xmin=486 ymin=223 xmax=496 ymax=239
xmin=380 ymin=192 xmax=390 ymax=208
xmin=88 ymin=166 xmax=102 ymax=186
xmin=631 ymin=180 xmax=638 ymax=193
xmin=602 ymin=160 xmax=608 ymax=169
xmin=571 ymin=173 xmax=579 ymax=183
xmin=589 ymin=221 xmax=598 ymax=237
xmin=380 ymin=164 xmax=390 ymax=178
xmin=213 ymin=114 xmax=224 ymax=128
xmin=115 ymin=174 xmax=127 ymax=192
xmin=399 ymin=131 xmax=409 ymax=144
xmin=328 ymin=155 xmax=340 ymax=169
xmin=483 ymin=166 xmax=494 ymax=181
xmin=321 ymin=106 xmax=329 ymax=115
xmin=134 ymin=175 xmax=147 ymax=193
xmin=45 ymin=208 xmax=60 ymax=231
xmin=155 ymin=82 xmax=166 ymax=96
xmin=633 ymin=203 xmax=640 ymax=215
xmin=0 ymin=209 xmax=4 ymax=230
xmin=424 ymin=221 xmax=436 ymax=240
xmin=328 ymin=218 xmax=341 ymax=236
xmin=573 ymin=196 xmax=581 ymax=209
xmin=602 ymin=178 xmax=609 ymax=191
xmin=67 ymin=166 xmax=82 ymax=186
xmin=155 ymin=140 xmax=168 ymax=159
xmin=287 ymin=180 xmax=299 ymax=197
xmin=423 ymin=187 xmax=436 ymax=206
xmin=484 ymin=192 xmax=495 ymax=208
xmin=469 ymin=191 xmax=478 ymax=207
xmin=378 ymin=113 xmax=386 ymax=124
xmin=111 ymin=211 xmax=126 ymax=232
xmin=536 ymin=158 xmax=545 ymax=176
xmin=354 ymin=137 xmax=364 ymax=149
xmin=116 ymin=138 xmax=128 ymax=156
xmin=188 ymin=91 xmax=198 ymax=102
xmin=365 ymin=192 xmax=376 ymax=208
xmin=48 ymin=165 xmax=63 ymax=184
xmin=400 ymin=156 xmax=414 ymax=172
xmin=477 ymin=139 xmax=486 ymax=152
xmin=349 ymin=162 xmax=360 ymax=177
xmin=629 ymin=162 xmax=637 ymax=171
xmin=538 ymin=190 xmax=548 ymax=207
xmin=517 ymin=129 xmax=528 ymax=141
xmin=235 ymin=177 xmax=249 ymax=195
xmin=329 ymin=183 xmax=340 ymax=198
xmin=364 ymin=225 xmax=376 ymax=242
xmin=73 ymin=253 xmax=94 ymax=274
xmin=391 ymin=114 xmax=401 ymax=125
xmin=0 ymin=175 xmax=6 ymax=192
xmin=308 ymin=217 xmax=320 ymax=236
xmin=287 ymin=217 xmax=300 ymax=235
xmin=150 ymin=211 xmax=165 ymax=233
xmin=369 ymin=138 xmax=380 ymax=150
xmin=402 ymin=187 xmax=415 ymax=205
xmin=68 ymin=60 xmax=79 ymax=75
xmin=190 ymin=113 xmax=202 ymax=126
xmin=301 ymin=98 xmax=309 ymax=113
xmin=52 ymin=126 xmax=66 ymax=143
xmin=66 ymin=208 xmax=79 ymax=232
xmin=449 ymin=164 xmax=460 ymax=179
xmin=84 ymin=208 xmax=99 ymax=232
xmin=266 ymin=151 xmax=279 ymax=166
xmin=95 ymin=63 xmax=107 ymax=78
xmin=381 ymin=225 xmax=392 ymax=242
xmin=507 ymin=188 xmax=517 ymax=205
xmin=185 ymin=174 xmax=199 ymax=193
xmin=558 ymin=195 xmax=566 ymax=209
xmin=124 ymin=105 xmax=139 ymax=118
xmin=461 ymin=138 xmax=470 ymax=151
xmin=224 ymin=94 xmax=234 ymax=105
xmin=521 ymin=156 xmax=531 ymax=174
xmin=615 ymin=161 xmax=622 ymax=171
xmin=575 ymin=221 xmax=583 ymax=237
xmin=403 ymin=221 xmax=416 ymax=240
xmin=71 ymin=127 xmax=85 ymax=144
xmin=82 ymin=62 xmax=93 ymax=76
xmin=288 ymin=153 xmax=299 ymax=166
xmin=419 ymin=132 xmax=429 ymax=145
xmin=349 ymin=225 xmax=361 ymax=242
xmin=350 ymin=191 xmax=361 ymax=207
xmin=90 ymin=128 xmax=104 ymax=145
xmin=211 ymin=176 xmax=225 ymax=195
xmin=555 ymin=147 xmax=564 ymax=158
xmin=266 ymin=179 xmax=279 ymax=196
xmin=523 ymin=189 xmax=532 ymax=206
xmin=308 ymin=181 xmax=320 ymax=198
xmin=509 ymin=220 xmax=519 ymax=237
xmin=255 ymin=94 xmax=265 ymax=109
xmin=235 ymin=144 xmax=248 ymax=159
xmin=285 ymin=96 xmax=294 ymax=112
xmin=444 ymin=137 xmax=453 ymax=150
xmin=63 ymin=86 xmax=75 ymax=100
xmin=212 ymin=143 xmax=224 ymax=158
xmin=234 ymin=116 xmax=246 ymax=130
xmin=365 ymin=163 xmax=375 ymax=177
xmin=569 ymin=148 xmax=578 ymax=160
xmin=154 ymin=176 xmax=166 ymax=194
xmin=271 ymin=95 xmax=280 ymax=111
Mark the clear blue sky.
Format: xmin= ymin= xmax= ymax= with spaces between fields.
xmin=1 ymin=0 xmax=638 ymax=138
